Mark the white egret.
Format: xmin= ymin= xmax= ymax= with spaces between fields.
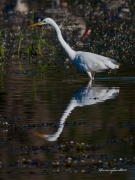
xmin=30 ymin=18 xmax=119 ymax=80
xmin=34 ymin=83 xmax=119 ymax=141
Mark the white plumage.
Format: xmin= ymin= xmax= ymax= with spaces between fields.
xmin=34 ymin=83 xmax=119 ymax=141
xmin=30 ymin=18 xmax=119 ymax=80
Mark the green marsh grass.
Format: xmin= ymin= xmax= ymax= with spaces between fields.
xmin=18 ymin=32 xmax=23 ymax=56
xmin=27 ymin=44 xmax=33 ymax=57
xmin=0 ymin=30 xmax=4 ymax=57
xmin=27 ymin=10 xmax=41 ymax=56
xmin=19 ymin=60 xmax=23 ymax=71
xmin=18 ymin=28 xmax=26 ymax=56
xmin=42 ymin=39 xmax=57 ymax=54
xmin=17 ymin=10 xmax=34 ymax=57
xmin=16 ymin=9 xmax=58 ymax=60
xmin=28 ymin=10 xmax=57 ymax=57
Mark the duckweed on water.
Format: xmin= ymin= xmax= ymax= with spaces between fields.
xmin=0 ymin=114 xmax=135 ymax=174
xmin=0 ymin=139 xmax=134 ymax=173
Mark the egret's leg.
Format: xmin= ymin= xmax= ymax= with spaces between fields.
xmin=92 ymin=73 xmax=95 ymax=80
xmin=88 ymin=79 xmax=92 ymax=86
xmin=87 ymin=72 xmax=93 ymax=80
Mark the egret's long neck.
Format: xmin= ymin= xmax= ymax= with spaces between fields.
xmin=51 ymin=21 xmax=76 ymax=61
xmin=47 ymin=97 xmax=77 ymax=141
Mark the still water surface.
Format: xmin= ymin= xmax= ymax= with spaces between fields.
xmin=0 ymin=65 xmax=135 ymax=179
xmin=0 ymin=0 xmax=135 ymax=179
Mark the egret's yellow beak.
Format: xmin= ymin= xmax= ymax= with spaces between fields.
xmin=29 ymin=21 xmax=43 ymax=28
xmin=33 ymin=132 xmax=45 ymax=138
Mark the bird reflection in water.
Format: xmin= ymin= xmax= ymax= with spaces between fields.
xmin=35 ymin=83 xmax=119 ymax=141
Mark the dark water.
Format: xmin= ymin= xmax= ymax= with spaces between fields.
xmin=0 ymin=65 xmax=135 ymax=180
xmin=0 ymin=0 xmax=135 ymax=179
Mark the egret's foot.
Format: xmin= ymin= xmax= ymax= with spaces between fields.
xmin=88 ymin=80 xmax=92 ymax=86
xmin=87 ymin=72 xmax=93 ymax=80
xmin=92 ymin=73 xmax=95 ymax=81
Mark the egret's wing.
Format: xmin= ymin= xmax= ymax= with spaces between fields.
xmin=75 ymin=51 xmax=119 ymax=72
xmin=73 ymin=52 xmax=106 ymax=72
xmin=74 ymin=84 xmax=119 ymax=106
xmin=87 ymin=52 xmax=119 ymax=70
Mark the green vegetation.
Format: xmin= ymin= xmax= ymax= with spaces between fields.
xmin=15 ymin=9 xmax=58 ymax=63
xmin=0 ymin=30 xmax=4 ymax=57
xmin=18 ymin=30 xmax=24 ymax=56
xmin=27 ymin=10 xmax=56 ymax=57
xmin=42 ymin=39 xmax=56 ymax=54
xmin=15 ymin=10 xmax=56 ymax=58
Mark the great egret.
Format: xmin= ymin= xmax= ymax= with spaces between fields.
xmin=30 ymin=18 xmax=119 ymax=80
xmin=34 ymin=83 xmax=119 ymax=141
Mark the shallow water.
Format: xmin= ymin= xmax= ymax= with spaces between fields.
xmin=0 ymin=64 xmax=135 ymax=179
xmin=0 ymin=0 xmax=135 ymax=179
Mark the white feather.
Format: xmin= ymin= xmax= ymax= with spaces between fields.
xmin=31 ymin=18 xmax=119 ymax=80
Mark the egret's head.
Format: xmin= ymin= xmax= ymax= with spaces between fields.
xmin=34 ymin=131 xmax=57 ymax=141
xmin=29 ymin=18 xmax=54 ymax=27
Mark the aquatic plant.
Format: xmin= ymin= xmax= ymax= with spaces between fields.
xmin=27 ymin=44 xmax=33 ymax=57
xmin=27 ymin=31 xmax=41 ymax=56
xmin=27 ymin=10 xmax=42 ymax=56
xmin=31 ymin=9 xmax=35 ymax=24
xmin=42 ymin=39 xmax=57 ymax=54
xmin=0 ymin=30 xmax=4 ymax=57
xmin=18 ymin=10 xmax=36 ymax=57
xmin=28 ymin=11 xmax=57 ymax=57
xmin=18 ymin=30 xmax=24 ymax=56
